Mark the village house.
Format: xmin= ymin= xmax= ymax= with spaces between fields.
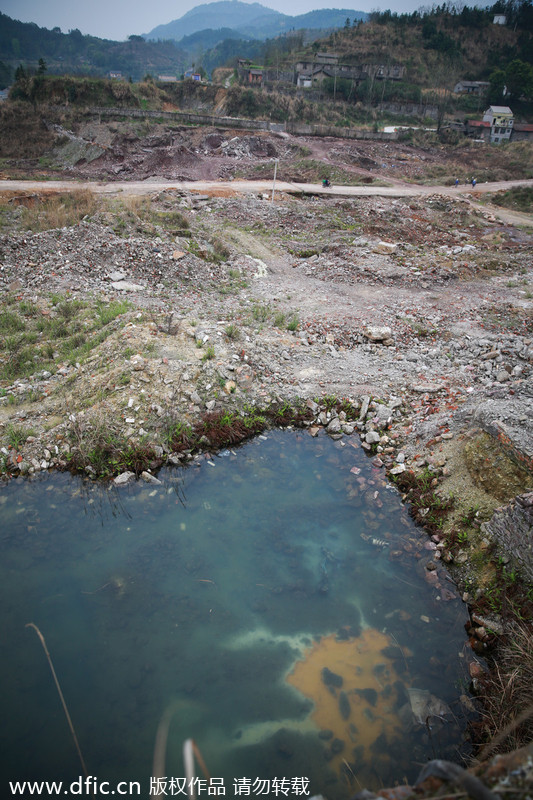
xmin=237 ymin=59 xmax=263 ymax=85
xmin=239 ymin=51 xmax=403 ymax=92
xmin=184 ymin=68 xmax=202 ymax=81
xmin=362 ymin=64 xmax=405 ymax=80
xmin=465 ymin=119 xmax=491 ymax=141
xmin=295 ymin=53 xmax=399 ymax=89
xmin=511 ymin=122 xmax=533 ymax=141
xmin=306 ymin=64 xmax=367 ymax=87
xmin=454 ymin=80 xmax=489 ymax=95
xmin=295 ymin=53 xmax=339 ymax=79
xmin=237 ymin=59 xmax=295 ymax=86
xmin=483 ymin=105 xmax=514 ymax=143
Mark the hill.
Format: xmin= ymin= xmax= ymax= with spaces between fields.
xmin=0 ymin=13 xmax=188 ymax=81
xmin=144 ymin=0 xmax=367 ymax=42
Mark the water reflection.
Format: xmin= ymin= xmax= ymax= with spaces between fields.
xmin=0 ymin=430 xmax=473 ymax=797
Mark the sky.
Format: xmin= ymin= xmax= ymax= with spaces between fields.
xmin=0 ymin=0 xmax=438 ymax=41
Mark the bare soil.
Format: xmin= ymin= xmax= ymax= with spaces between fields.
xmin=0 ymin=122 xmax=532 ymax=542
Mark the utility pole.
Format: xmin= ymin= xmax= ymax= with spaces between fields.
xmin=271 ymin=158 xmax=279 ymax=202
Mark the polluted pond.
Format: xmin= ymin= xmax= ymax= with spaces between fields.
xmin=0 ymin=429 xmax=476 ymax=796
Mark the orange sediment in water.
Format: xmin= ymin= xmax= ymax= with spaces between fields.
xmin=286 ymin=629 xmax=409 ymax=782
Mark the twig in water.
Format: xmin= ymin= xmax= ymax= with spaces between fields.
xmin=389 ymin=631 xmax=410 ymax=675
xmin=152 ymin=702 xmax=181 ymax=797
xmin=26 ymin=623 xmax=91 ymax=785
xmin=183 ymin=738 xmax=211 ymax=799
xmin=342 ymin=759 xmax=362 ymax=790
xmin=81 ymin=582 xmax=112 ymax=595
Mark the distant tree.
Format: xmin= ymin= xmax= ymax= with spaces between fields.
xmin=14 ymin=64 xmax=27 ymax=81
xmin=488 ymin=67 xmax=508 ymax=101
xmin=344 ymin=17 xmax=351 ymax=28
xmin=11 ymin=64 xmax=30 ymax=100
xmin=38 ymin=57 xmax=47 ymax=73
xmin=0 ymin=59 xmax=13 ymax=89
xmin=505 ymin=58 xmax=533 ymax=98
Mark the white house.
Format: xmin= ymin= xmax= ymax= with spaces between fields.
xmin=483 ymin=105 xmax=514 ymax=143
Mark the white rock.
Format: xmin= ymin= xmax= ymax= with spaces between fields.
xmin=114 ymin=471 xmax=136 ymax=486
xmin=372 ymin=241 xmax=397 ymax=254
xmin=364 ymin=326 xmax=393 ymax=342
xmin=111 ymin=281 xmax=145 ymax=292
xmin=141 ymin=471 xmax=162 ymax=485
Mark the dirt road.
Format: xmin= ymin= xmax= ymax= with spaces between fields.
xmin=1 ymin=177 xmax=533 ymax=198
xmin=2 ymin=176 xmax=532 ymax=230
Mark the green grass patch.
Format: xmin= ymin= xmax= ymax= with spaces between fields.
xmin=0 ymin=296 xmax=132 ymax=382
xmin=5 ymin=423 xmax=36 ymax=449
xmin=489 ymin=186 xmax=533 ymax=213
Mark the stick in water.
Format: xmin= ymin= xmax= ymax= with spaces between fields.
xmin=26 ymin=622 xmax=89 ymax=780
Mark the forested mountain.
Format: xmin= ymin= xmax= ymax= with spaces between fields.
xmin=1 ymin=0 xmax=532 ymax=106
xmin=0 ymin=3 xmax=367 ymax=86
xmin=0 ymin=13 xmax=187 ymax=82
xmin=144 ymin=1 xmax=367 ymax=42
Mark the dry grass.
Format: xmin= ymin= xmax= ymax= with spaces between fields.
xmin=7 ymin=190 xmax=99 ymax=232
xmin=0 ymin=101 xmax=55 ymax=159
xmin=474 ymin=622 xmax=533 ymax=758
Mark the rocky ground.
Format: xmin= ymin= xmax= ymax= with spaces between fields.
xmin=1 ymin=122 xmax=533 ymax=790
xmin=1 ymin=171 xmax=531 ymax=555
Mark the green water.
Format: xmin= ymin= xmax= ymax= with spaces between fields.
xmin=0 ymin=430 xmax=472 ymax=797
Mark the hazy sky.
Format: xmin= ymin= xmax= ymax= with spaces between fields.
xmin=0 ymin=0 xmax=437 ymax=41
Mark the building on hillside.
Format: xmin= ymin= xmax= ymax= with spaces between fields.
xmin=247 ymin=68 xmax=263 ymax=85
xmin=315 ymin=52 xmax=339 ymax=65
xmin=483 ymin=105 xmax=514 ymax=142
xmin=493 ymin=14 xmax=507 ymax=24
xmin=511 ymin=122 xmax=533 ymax=141
xmin=307 ymin=64 xmax=366 ymax=87
xmin=109 ymin=71 xmax=122 ymax=80
xmin=237 ymin=60 xmax=263 ymax=85
xmin=240 ymin=51 xmax=400 ymax=91
xmin=465 ymin=119 xmax=490 ymax=141
xmin=295 ymin=53 xmax=339 ymax=74
xmin=158 ymin=75 xmax=177 ymax=83
xmin=454 ymin=80 xmax=489 ymax=95
xmin=297 ymin=71 xmax=313 ymax=88
xmin=184 ymin=68 xmax=202 ymax=81
xmin=362 ymin=64 xmax=405 ymax=81
xmin=237 ymin=61 xmax=295 ymax=86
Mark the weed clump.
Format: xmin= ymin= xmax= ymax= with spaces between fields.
xmin=472 ymin=621 xmax=533 ymax=758
xmin=67 ymin=417 xmax=161 ymax=478
xmin=392 ymin=468 xmax=454 ymax=535
xmin=0 ymin=295 xmax=131 ymax=382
